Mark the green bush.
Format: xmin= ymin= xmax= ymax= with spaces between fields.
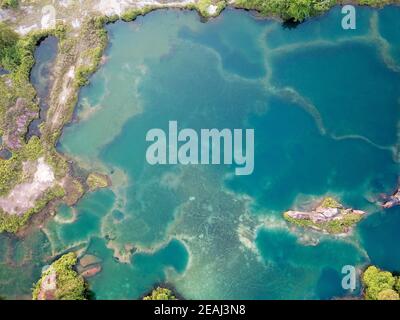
xmin=377 ymin=289 xmax=400 ymax=300
xmin=0 ymin=0 xmax=18 ymax=9
xmin=144 ymin=287 xmax=177 ymax=300
xmin=362 ymin=266 xmax=397 ymax=300
xmin=33 ymin=252 xmax=87 ymax=300
xmin=0 ymin=22 xmax=20 ymax=70
xmin=283 ymin=211 xmax=362 ymax=234
xmin=235 ymin=0 xmax=336 ymax=21
xmin=320 ymin=197 xmax=342 ymax=209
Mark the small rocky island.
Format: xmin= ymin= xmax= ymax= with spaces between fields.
xmin=381 ymin=187 xmax=400 ymax=209
xmin=284 ymin=197 xmax=366 ymax=234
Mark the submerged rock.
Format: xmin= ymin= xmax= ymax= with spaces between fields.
xmin=80 ymin=265 xmax=102 ymax=278
xmin=284 ymin=197 xmax=366 ymax=234
xmin=381 ymin=188 xmax=400 ymax=209
xmin=79 ymin=254 xmax=101 ymax=268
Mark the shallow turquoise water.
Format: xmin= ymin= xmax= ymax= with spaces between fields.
xmin=1 ymin=6 xmax=400 ymax=299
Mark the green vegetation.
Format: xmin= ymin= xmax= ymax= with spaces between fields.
xmin=120 ymin=6 xmax=156 ymax=22
xmin=0 ymin=24 xmax=51 ymax=81
xmin=320 ymin=197 xmax=342 ymax=209
xmin=0 ymin=136 xmax=44 ymax=196
xmin=33 ymin=252 xmax=87 ymax=300
xmin=0 ymin=0 xmax=18 ymax=9
xmin=377 ymin=289 xmax=400 ymax=300
xmin=0 ymin=22 xmax=19 ymax=70
xmin=194 ymin=0 xmax=227 ymax=18
xmin=362 ymin=266 xmax=400 ymax=300
xmin=234 ymin=0 xmax=400 ymax=21
xmin=358 ymin=0 xmax=399 ymax=6
xmin=235 ymin=0 xmax=335 ymax=21
xmin=0 ymin=21 xmax=70 ymax=234
xmin=284 ymin=211 xmax=363 ymax=234
xmin=144 ymin=287 xmax=177 ymax=300
xmin=86 ymin=172 xmax=109 ymax=191
xmin=283 ymin=197 xmax=364 ymax=234
xmin=74 ymin=17 xmax=109 ymax=87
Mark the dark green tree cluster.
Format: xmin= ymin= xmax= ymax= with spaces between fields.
xmin=143 ymin=287 xmax=177 ymax=300
xmin=0 ymin=0 xmax=18 ymax=9
xmin=362 ymin=266 xmax=400 ymax=300
xmin=0 ymin=22 xmax=20 ymax=71
xmin=0 ymin=22 xmax=53 ymax=80
xmin=235 ymin=0 xmax=335 ymax=21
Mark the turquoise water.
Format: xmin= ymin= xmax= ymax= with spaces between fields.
xmin=1 ymin=6 xmax=400 ymax=299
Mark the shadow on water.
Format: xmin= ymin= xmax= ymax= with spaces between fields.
xmin=26 ymin=36 xmax=59 ymax=140
xmin=0 ymin=136 xmax=11 ymax=160
xmin=282 ymin=18 xmax=301 ymax=29
xmin=0 ymin=148 xmax=12 ymax=160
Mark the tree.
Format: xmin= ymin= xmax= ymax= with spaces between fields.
xmin=377 ymin=289 xmax=400 ymax=300
xmin=33 ymin=253 xmax=87 ymax=300
xmin=362 ymin=266 xmax=396 ymax=300
xmin=0 ymin=22 xmax=20 ymax=70
xmin=395 ymin=277 xmax=400 ymax=293
xmin=0 ymin=0 xmax=18 ymax=9
xmin=143 ymin=287 xmax=177 ymax=300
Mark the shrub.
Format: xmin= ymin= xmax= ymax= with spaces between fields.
xmin=377 ymin=289 xmax=400 ymax=300
xmin=362 ymin=266 xmax=397 ymax=300
xmin=144 ymin=287 xmax=177 ymax=300
xmin=0 ymin=0 xmax=18 ymax=9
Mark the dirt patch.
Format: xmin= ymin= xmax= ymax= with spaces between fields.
xmin=0 ymin=157 xmax=55 ymax=215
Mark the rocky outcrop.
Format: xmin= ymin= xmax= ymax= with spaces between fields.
xmin=77 ymin=254 xmax=102 ymax=279
xmin=80 ymin=265 xmax=102 ymax=278
xmin=381 ymin=188 xmax=400 ymax=209
xmin=284 ymin=197 xmax=366 ymax=234
xmin=3 ymin=98 xmax=38 ymax=150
